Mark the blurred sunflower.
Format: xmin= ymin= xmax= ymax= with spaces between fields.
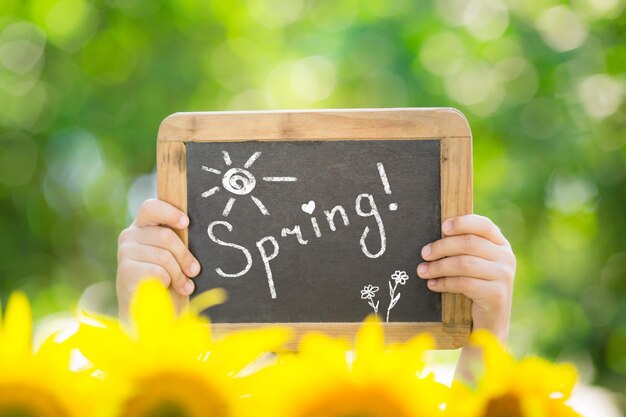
xmin=0 ymin=291 xmax=97 ymax=417
xmin=251 ymin=316 xmax=448 ymax=417
xmin=70 ymin=279 xmax=290 ymax=417
xmin=446 ymin=330 xmax=581 ymax=417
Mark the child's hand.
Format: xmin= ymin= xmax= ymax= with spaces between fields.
xmin=417 ymin=214 xmax=515 ymax=342
xmin=116 ymin=198 xmax=200 ymax=318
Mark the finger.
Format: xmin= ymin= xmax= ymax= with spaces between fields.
xmin=421 ymin=234 xmax=502 ymax=262
xmin=120 ymin=241 xmax=194 ymax=296
xmin=117 ymin=258 xmax=172 ymax=296
xmin=417 ymin=255 xmax=506 ymax=281
xmin=426 ymin=276 xmax=496 ymax=300
xmin=121 ymin=226 xmax=200 ymax=278
xmin=135 ymin=198 xmax=189 ymax=229
xmin=442 ymin=215 xmax=508 ymax=246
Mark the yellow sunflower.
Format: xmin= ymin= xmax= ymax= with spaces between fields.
xmin=0 ymin=291 xmax=97 ymax=417
xmin=251 ymin=316 xmax=448 ymax=417
xmin=446 ymin=330 xmax=581 ymax=417
xmin=70 ymin=278 xmax=289 ymax=417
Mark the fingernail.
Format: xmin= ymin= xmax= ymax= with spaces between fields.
xmin=418 ymin=263 xmax=428 ymax=275
xmin=443 ymin=220 xmax=452 ymax=234
xmin=189 ymin=262 xmax=200 ymax=276
xmin=183 ymin=280 xmax=194 ymax=295
xmin=421 ymin=244 xmax=431 ymax=259
xmin=428 ymin=279 xmax=438 ymax=288
xmin=179 ymin=215 xmax=189 ymax=228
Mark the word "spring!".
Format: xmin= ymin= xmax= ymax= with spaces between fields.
xmin=207 ymin=192 xmax=390 ymax=299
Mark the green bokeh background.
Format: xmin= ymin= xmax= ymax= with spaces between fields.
xmin=1 ymin=0 xmax=625 ymax=394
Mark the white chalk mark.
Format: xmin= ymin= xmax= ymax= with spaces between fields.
xmin=389 ymin=203 xmax=398 ymax=211
xmin=222 ymin=197 xmax=236 ymax=217
xmin=263 ymin=177 xmax=298 ymax=182
xmin=222 ymin=150 xmax=232 ymax=166
xmin=201 ymin=186 xmax=220 ymax=198
xmin=251 ymin=195 xmax=270 ymax=216
xmin=386 ymin=270 xmax=409 ymax=322
xmin=281 ymin=226 xmax=308 ymax=245
xmin=202 ymin=166 xmax=221 ymax=175
xmin=222 ymin=168 xmax=256 ymax=195
xmin=361 ymin=284 xmax=380 ymax=315
xmin=355 ymin=193 xmax=386 ymax=259
xmin=377 ymin=162 xmax=392 ymax=194
xmin=324 ymin=205 xmax=350 ymax=231
xmin=256 ymin=236 xmax=279 ymax=299
xmin=244 ymin=151 xmax=262 ymax=168
xmin=310 ymin=217 xmax=322 ymax=238
xmin=207 ymin=221 xmax=252 ymax=278
xmin=301 ymin=200 xmax=316 ymax=214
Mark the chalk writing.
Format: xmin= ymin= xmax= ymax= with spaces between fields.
xmin=186 ymin=139 xmax=444 ymax=324
xmin=207 ymin=221 xmax=252 ymax=278
xmin=201 ymin=157 xmax=406 ymax=299
xmin=377 ymin=161 xmax=398 ymax=211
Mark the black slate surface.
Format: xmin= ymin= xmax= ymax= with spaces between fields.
xmin=186 ymin=140 xmax=441 ymax=323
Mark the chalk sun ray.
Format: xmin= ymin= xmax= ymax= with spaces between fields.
xmin=250 ymin=195 xmax=269 ymax=216
xmin=202 ymin=166 xmax=221 ymax=175
xmin=201 ymin=186 xmax=220 ymax=198
xmin=222 ymin=150 xmax=232 ymax=166
xmin=262 ymin=177 xmax=298 ymax=182
xmin=222 ymin=197 xmax=236 ymax=217
xmin=244 ymin=152 xmax=262 ymax=169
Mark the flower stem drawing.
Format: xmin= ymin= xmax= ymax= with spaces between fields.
xmin=386 ymin=270 xmax=409 ymax=322
xmin=361 ymin=270 xmax=409 ymax=322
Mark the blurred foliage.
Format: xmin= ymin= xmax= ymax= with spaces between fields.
xmin=0 ymin=0 xmax=625 ymax=393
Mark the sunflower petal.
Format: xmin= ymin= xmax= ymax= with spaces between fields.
xmin=385 ymin=333 xmax=435 ymax=376
xmin=188 ymin=288 xmax=228 ymax=316
xmin=209 ymin=327 xmax=291 ymax=374
xmin=69 ymin=322 xmax=134 ymax=373
xmin=0 ymin=291 xmax=32 ymax=362
xmin=546 ymin=399 xmax=583 ymax=417
xmin=470 ymin=329 xmax=515 ymax=374
xmin=36 ymin=334 xmax=73 ymax=370
xmin=78 ymin=307 xmax=124 ymax=331
xmin=130 ymin=279 xmax=175 ymax=342
xmin=519 ymin=356 xmax=578 ymax=398
xmin=354 ymin=315 xmax=385 ymax=364
xmin=299 ymin=331 xmax=351 ymax=361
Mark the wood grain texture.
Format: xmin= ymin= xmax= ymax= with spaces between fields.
xmin=211 ymin=322 xmax=470 ymax=350
xmin=156 ymin=141 xmax=189 ymax=311
xmin=157 ymin=108 xmax=473 ymax=348
xmin=441 ymin=137 xmax=474 ymax=327
xmin=158 ymin=108 xmax=471 ymax=142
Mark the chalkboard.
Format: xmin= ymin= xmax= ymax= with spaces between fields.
xmin=187 ymin=140 xmax=441 ymax=323
xmin=157 ymin=109 xmax=473 ymax=348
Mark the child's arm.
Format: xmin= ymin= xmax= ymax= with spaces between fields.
xmin=116 ymin=199 xmax=201 ymax=319
xmin=417 ymin=214 xmax=516 ymax=380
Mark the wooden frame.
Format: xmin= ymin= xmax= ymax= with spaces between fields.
xmin=157 ymin=108 xmax=473 ymax=349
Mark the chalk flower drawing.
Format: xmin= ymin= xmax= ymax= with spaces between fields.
xmin=362 ymin=270 xmax=410 ymax=322
xmin=201 ymin=150 xmax=297 ymax=217
xmin=361 ymin=285 xmax=380 ymax=314
xmin=391 ymin=270 xmax=409 ymax=285
xmin=386 ymin=270 xmax=409 ymax=322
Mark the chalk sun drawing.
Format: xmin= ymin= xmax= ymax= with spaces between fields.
xmin=201 ymin=151 xmax=297 ymax=217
